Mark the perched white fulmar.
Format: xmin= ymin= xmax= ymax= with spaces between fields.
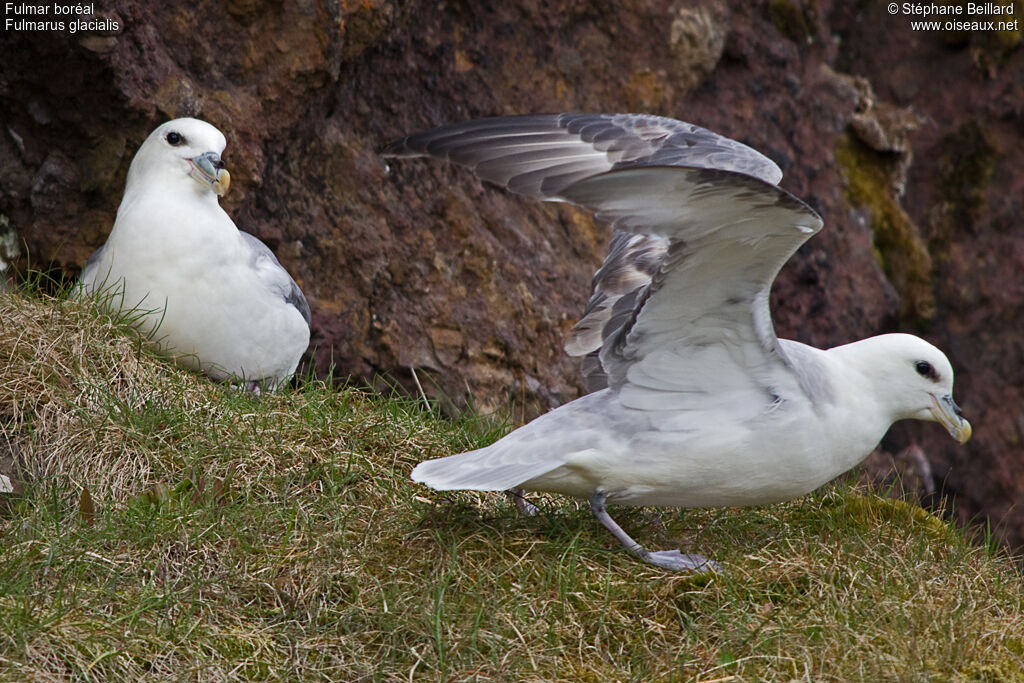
xmin=384 ymin=113 xmax=972 ymax=572
xmin=80 ymin=118 xmax=311 ymax=391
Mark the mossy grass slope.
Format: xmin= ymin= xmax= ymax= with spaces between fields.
xmin=0 ymin=286 xmax=1022 ymax=681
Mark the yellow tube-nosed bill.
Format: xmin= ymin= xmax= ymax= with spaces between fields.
xmin=214 ymin=168 xmax=230 ymax=197
xmin=931 ymin=394 xmax=972 ymax=444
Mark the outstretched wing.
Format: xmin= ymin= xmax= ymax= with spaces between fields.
xmin=557 ymin=166 xmax=821 ymax=419
xmin=382 ymin=113 xmax=782 ymax=199
xmin=384 ymin=113 xmax=788 ymax=389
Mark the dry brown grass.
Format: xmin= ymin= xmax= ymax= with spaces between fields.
xmin=1 ymin=288 xmax=174 ymax=496
xmin=1 ymin=288 xmax=1023 ymax=682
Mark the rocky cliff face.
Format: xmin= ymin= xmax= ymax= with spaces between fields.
xmin=2 ymin=1 xmax=1022 ymax=546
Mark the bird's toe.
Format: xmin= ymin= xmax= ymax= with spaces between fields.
xmin=643 ymin=550 xmax=722 ymax=573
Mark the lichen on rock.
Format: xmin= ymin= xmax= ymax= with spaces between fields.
xmin=836 ymin=132 xmax=935 ymax=323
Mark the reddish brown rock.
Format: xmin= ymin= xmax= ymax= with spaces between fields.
xmin=1 ymin=1 xmax=1023 ymax=548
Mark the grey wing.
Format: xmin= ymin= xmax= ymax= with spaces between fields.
xmin=558 ymin=166 xmax=823 ymax=417
xmin=575 ymin=284 xmax=653 ymax=392
xmin=381 ymin=113 xmax=783 ymax=200
xmin=239 ymin=232 xmax=311 ymax=325
xmin=384 ymin=113 xmax=786 ymax=392
xmin=564 ymin=231 xmax=668 ymax=357
xmin=564 ymin=231 xmax=668 ymax=391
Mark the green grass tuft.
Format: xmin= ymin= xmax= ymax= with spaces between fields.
xmin=0 ymin=287 xmax=1022 ymax=680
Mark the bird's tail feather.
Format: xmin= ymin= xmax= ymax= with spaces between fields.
xmin=411 ymin=445 xmax=560 ymax=492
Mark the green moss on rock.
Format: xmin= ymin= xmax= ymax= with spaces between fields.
xmin=836 ymin=132 xmax=935 ymax=322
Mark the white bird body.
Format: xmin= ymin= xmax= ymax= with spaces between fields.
xmin=80 ymin=118 xmax=310 ymax=389
xmin=387 ymin=113 xmax=971 ymax=571
xmin=413 ymin=336 xmax=939 ymax=509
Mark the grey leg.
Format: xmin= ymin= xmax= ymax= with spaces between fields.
xmin=588 ymin=491 xmax=721 ymax=573
xmin=505 ymin=488 xmax=539 ymax=516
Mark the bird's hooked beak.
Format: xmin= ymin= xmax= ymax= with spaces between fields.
xmin=188 ymin=151 xmax=231 ymax=197
xmin=930 ymin=393 xmax=972 ymax=444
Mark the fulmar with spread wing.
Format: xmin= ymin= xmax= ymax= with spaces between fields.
xmin=383 ymin=113 xmax=971 ymax=572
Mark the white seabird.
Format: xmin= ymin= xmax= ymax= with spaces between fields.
xmin=384 ymin=113 xmax=972 ymax=572
xmin=79 ymin=118 xmax=311 ymax=391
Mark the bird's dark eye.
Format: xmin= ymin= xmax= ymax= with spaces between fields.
xmin=166 ymin=131 xmax=184 ymax=146
xmin=915 ymin=360 xmax=939 ymax=381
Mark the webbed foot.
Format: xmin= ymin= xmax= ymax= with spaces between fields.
xmin=639 ymin=549 xmax=721 ymax=573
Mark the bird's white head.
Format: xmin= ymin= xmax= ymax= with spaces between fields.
xmin=838 ymin=333 xmax=972 ymax=444
xmin=125 ymin=118 xmax=231 ymax=199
